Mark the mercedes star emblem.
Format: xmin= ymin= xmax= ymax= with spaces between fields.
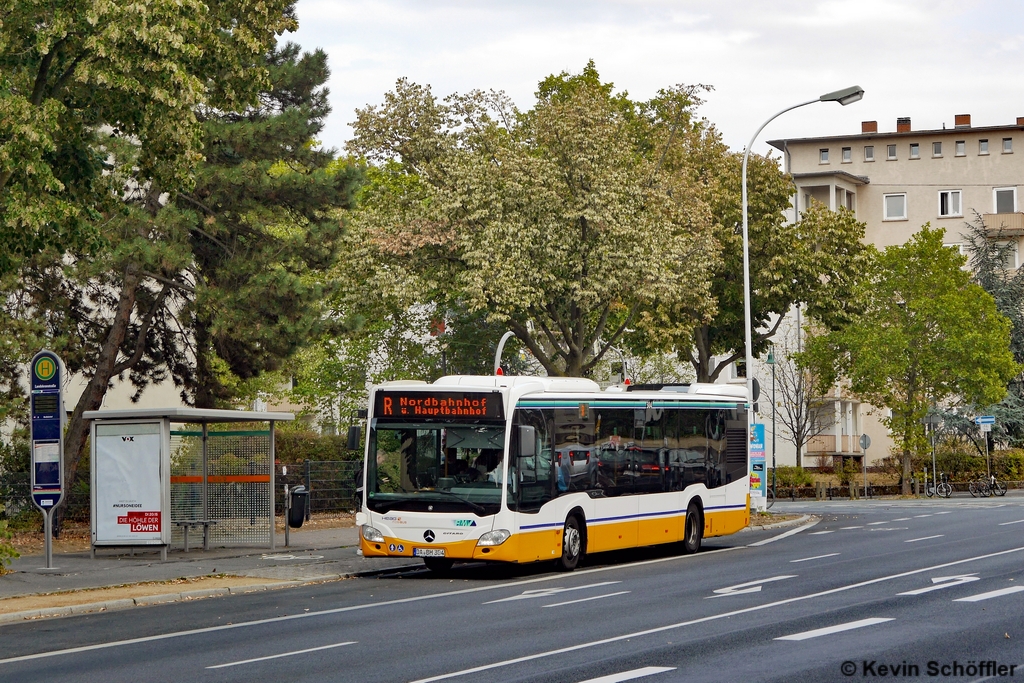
xmin=423 ymin=530 xmax=435 ymax=543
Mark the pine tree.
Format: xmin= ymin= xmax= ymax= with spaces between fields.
xmin=178 ymin=43 xmax=361 ymax=407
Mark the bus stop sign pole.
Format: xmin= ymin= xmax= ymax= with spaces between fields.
xmin=30 ymin=350 xmax=66 ymax=569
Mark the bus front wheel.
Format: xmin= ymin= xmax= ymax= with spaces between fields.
xmin=556 ymin=516 xmax=584 ymax=572
xmin=682 ymin=502 xmax=703 ymax=554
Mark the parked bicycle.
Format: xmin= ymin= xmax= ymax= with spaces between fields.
xmin=766 ymin=485 xmax=775 ymax=509
xmin=927 ymin=472 xmax=952 ymax=499
xmin=990 ymin=475 xmax=1007 ymax=497
xmin=969 ymin=475 xmax=1007 ymax=498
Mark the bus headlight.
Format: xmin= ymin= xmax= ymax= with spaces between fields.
xmin=476 ymin=529 xmax=511 ymax=546
xmin=361 ymin=525 xmax=385 ymax=543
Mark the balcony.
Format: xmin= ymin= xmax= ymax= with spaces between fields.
xmin=984 ymin=213 xmax=1024 ymax=235
xmin=806 ymin=434 xmax=861 ymax=455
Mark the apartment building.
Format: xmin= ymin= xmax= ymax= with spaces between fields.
xmin=765 ymin=114 xmax=1024 ymax=467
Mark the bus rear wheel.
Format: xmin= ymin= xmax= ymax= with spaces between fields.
xmin=423 ymin=557 xmax=455 ymax=573
xmin=682 ymin=502 xmax=703 ymax=554
xmin=556 ymin=516 xmax=584 ymax=572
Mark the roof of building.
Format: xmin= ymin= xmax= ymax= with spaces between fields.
xmin=83 ymin=407 xmax=295 ymax=422
xmin=768 ymin=122 xmax=1024 ymax=150
xmin=791 ymin=170 xmax=870 ymax=185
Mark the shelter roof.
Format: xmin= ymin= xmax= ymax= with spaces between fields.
xmin=83 ymin=407 xmax=294 ymax=422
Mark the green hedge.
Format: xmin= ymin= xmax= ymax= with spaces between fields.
xmin=275 ymin=432 xmax=362 ymax=464
xmin=769 ymin=466 xmax=815 ymax=487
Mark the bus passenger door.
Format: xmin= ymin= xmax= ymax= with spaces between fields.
xmin=585 ymin=408 xmax=638 ymax=552
xmin=637 ymin=406 xmax=678 ymax=545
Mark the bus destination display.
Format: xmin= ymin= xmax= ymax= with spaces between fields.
xmin=374 ymin=391 xmax=504 ymax=420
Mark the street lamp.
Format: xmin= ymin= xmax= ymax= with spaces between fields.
xmin=766 ymin=345 xmax=776 ymax=499
xmin=741 ymin=85 xmax=864 ymax=462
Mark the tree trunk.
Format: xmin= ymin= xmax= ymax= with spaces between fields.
xmin=59 ymin=263 xmax=143 ymax=532
xmin=901 ymin=448 xmax=912 ymax=495
xmin=194 ymin=314 xmax=216 ymax=409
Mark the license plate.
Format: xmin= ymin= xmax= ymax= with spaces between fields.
xmin=414 ymin=548 xmax=445 ymax=558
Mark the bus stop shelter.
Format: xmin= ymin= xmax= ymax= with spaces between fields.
xmin=84 ymin=408 xmax=294 ymax=559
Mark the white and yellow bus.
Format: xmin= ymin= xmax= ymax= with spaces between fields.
xmin=356 ymin=375 xmax=751 ymax=572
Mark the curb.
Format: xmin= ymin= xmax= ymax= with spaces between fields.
xmin=0 ymin=563 xmax=423 ymax=626
xmin=740 ymin=513 xmax=815 ymax=532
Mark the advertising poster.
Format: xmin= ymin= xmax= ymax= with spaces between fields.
xmin=95 ymin=422 xmax=163 ymax=543
xmin=749 ymin=423 xmax=766 ymax=497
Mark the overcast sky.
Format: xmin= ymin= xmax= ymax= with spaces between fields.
xmin=285 ymin=0 xmax=1024 ymax=158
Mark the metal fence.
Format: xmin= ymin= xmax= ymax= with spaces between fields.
xmin=275 ymin=460 xmax=361 ymax=516
xmin=0 ymin=472 xmax=89 ymax=526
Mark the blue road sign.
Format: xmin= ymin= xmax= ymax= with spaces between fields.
xmin=30 ymin=350 xmax=64 ymax=511
xmin=975 ymin=416 xmax=996 ymax=425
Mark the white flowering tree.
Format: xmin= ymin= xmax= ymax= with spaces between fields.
xmin=342 ymin=63 xmax=720 ymax=376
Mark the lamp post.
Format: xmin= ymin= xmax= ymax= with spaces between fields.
xmin=741 ymin=85 xmax=864 ymax=470
xmin=766 ymin=345 xmax=777 ymax=498
xmin=921 ymin=413 xmax=941 ymax=491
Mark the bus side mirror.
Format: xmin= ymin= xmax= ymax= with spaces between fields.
xmin=518 ymin=425 xmax=536 ymax=458
xmin=347 ymin=425 xmax=361 ymax=451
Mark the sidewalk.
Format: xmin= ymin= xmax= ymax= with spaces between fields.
xmin=0 ymin=525 xmax=420 ymax=625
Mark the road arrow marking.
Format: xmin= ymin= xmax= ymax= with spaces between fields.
xmin=707 ymin=575 xmax=797 ymax=598
xmin=897 ymin=574 xmax=979 ymax=596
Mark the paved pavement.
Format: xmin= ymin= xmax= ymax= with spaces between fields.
xmin=0 ymin=525 xmax=419 ymax=622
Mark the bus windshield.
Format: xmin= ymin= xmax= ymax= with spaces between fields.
xmin=367 ymin=423 xmax=506 ymax=516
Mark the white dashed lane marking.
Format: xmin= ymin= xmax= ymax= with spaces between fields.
xmin=954 ymin=586 xmax=1024 ymax=603
xmin=791 ymin=553 xmax=840 ymax=563
xmin=577 ymin=667 xmax=677 ymax=683
xmin=905 ymin=535 xmax=944 ymax=543
xmin=775 ymin=618 xmax=894 ymax=641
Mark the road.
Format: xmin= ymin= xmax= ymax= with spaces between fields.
xmin=2 ymin=497 xmax=1023 ymax=682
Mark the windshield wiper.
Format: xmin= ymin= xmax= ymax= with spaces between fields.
xmin=421 ymin=489 xmax=486 ymax=514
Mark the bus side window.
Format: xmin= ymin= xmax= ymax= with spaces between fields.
xmin=512 ymin=408 xmax=554 ymax=513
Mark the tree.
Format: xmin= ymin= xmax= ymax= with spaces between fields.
xmin=0 ymin=0 xmax=298 ymax=274
xmin=1 ymin=0 xmax=301 ymax=531
xmin=686 ymin=198 xmax=873 ymax=383
xmin=948 ymin=213 xmax=1024 ymax=448
xmin=343 ymin=64 xmax=719 ymax=377
xmin=801 ymin=226 xmax=1019 ymax=493
xmin=178 ymin=43 xmax=361 ymax=408
xmin=766 ymin=332 xmax=833 ymax=468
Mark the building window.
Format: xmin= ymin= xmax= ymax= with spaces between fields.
xmin=910 ymin=143 xmax=920 ymax=159
xmin=938 ymin=190 xmax=962 ymax=217
xmin=842 ymin=147 xmax=851 ymax=163
xmin=819 ymin=148 xmax=829 ymax=164
xmin=955 ymin=140 xmax=965 ymax=156
xmin=980 ymin=139 xmax=989 ymax=155
xmin=887 ymin=144 xmax=897 ymax=160
xmin=1004 ymin=138 xmax=1013 ymax=153
xmin=995 ymin=187 xmax=1017 ymax=214
xmin=996 ymin=240 xmax=1019 ymax=270
xmin=734 ymin=360 xmax=746 ymax=379
xmin=884 ymin=193 xmax=908 ymax=220
xmin=864 ymin=145 xmax=874 ymax=161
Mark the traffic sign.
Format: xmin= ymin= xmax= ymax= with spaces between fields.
xmin=859 ymin=434 xmax=871 ymax=450
xmin=30 ymin=349 xmax=65 ymax=569
xmin=975 ymin=416 xmax=995 ymax=425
